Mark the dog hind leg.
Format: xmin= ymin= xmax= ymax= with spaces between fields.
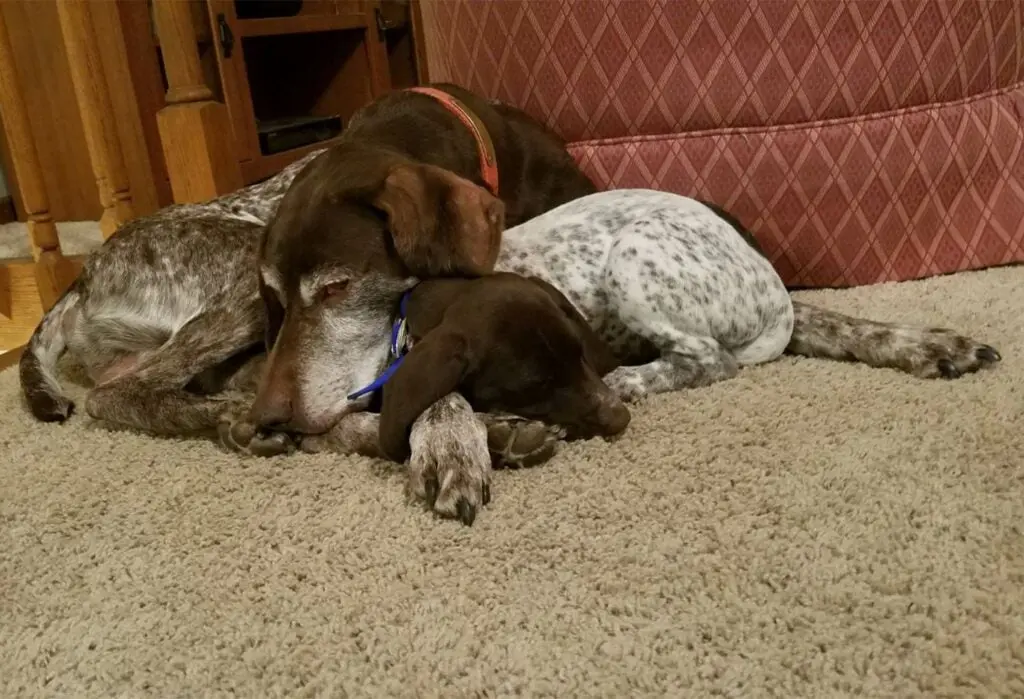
xmin=85 ymin=304 xmax=263 ymax=436
xmin=603 ymin=332 xmax=740 ymax=402
xmin=788 ymin=301 xmax=1001 ymax=379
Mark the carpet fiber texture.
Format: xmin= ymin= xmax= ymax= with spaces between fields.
xmin=2 ymin=267 xmax=1022 ymax=697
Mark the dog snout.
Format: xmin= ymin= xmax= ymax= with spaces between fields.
xmin=595 ymin=398 xmax=630 ymax=437
xmin=556 ymin=388 xmax=630 ymax=441
xmin=248 ymin=385 xmax=294 ymax=430
xmin=581 ymin=366 xmax=630 ymax=438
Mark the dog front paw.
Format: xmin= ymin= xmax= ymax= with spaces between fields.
xmin=602 ymin=366 xmax=650 ymax=402
xmin=297 ymin=413 xmax=382 ymax=457
xmin=882 ymin=327 xmax=1001 ymax=379
xmin=408 ymin=394 xmax=491 ymax=526
xmin=480 ymin=415 xmax=565 ymax=469
xmin=217 ymin=404 xmax=295 ymax=457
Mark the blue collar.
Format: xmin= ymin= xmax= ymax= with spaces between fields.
xmin=347 ymin=289 xmax=414 ymax=400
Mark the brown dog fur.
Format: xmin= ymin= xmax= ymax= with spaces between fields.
xmin=378 ymin=273 xmax=631 ymax=463
xmin=247 ymin=84 xmax=600 ymax=524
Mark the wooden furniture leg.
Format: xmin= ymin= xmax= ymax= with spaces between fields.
xmin=153 ymin=0 xmax=242 ymax=203
xmin=0 ymin=7 xmax=78 ymax=311
xmin=56 ymin=0 xmax=135 ymax=238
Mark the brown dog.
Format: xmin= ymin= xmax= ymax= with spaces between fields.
xmin=377 ymin=273 xmax=631 ymax=466
xmin=243 ymin=83 xmax=599 ymax=522
xmin=249 ymin=85 xmax=597 ymax=430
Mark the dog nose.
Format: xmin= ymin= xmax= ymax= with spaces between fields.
xmin=248 ymin=393 xmax=293 ymax=430
xmin=597 ymin=401 xmax=631 ymax=437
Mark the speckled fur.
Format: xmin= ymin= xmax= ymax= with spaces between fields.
xmin=406 ymin=393 xmax=491 ymax=524
xmin=497 ymin=189 xmax=795 ymax=400
xmin=16 ymin=147 xmax=561 ymax=474
xmin=19 ymin=151 xmax=323 ymax=435
xmin=498 ymin=188 xmax=1000 ymax=386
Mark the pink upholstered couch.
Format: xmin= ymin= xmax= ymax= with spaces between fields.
xmin=419 ymin=0 xmax=1024 ymax=288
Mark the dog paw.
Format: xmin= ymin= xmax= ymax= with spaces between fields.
xmin=297 ymin=413 xmax=382 ymax=457
xmin=884 ymin=328 xmax=1001 ymax=379
xmin=602 ymin=367 xmax=650 ymax=403
xmin=217 ymin=406 xmax=295 ymax=457
xmin=296 ymin=432 xmax=330 ymax=454
xmin=31 ymin=391 xmax=75 ymax=423
xmin=408 ymin=394 xmax=491 ymax=526
xmin=481 ymin=415 xmax=565 ymax=469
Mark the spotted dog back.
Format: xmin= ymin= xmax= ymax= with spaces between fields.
xmin=18 ymin=150 xmax=325 ymax=428
xmin=493 ymin=189 xmax=795 ymax=400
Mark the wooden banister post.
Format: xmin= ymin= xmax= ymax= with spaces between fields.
xmin=0 ymin=7 xmax=78 ymax=311
xmin=153 ymin=0 xmax=242 ymax=203
xmin=56 ymin=0 xmax=136 ymax=238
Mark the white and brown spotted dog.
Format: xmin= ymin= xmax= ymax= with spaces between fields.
xmin=499 ymin=188 xmax=797 ymax=400
xmin=499 ymin=188 xmax=1001 ymax=395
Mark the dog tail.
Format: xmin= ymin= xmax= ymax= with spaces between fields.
xmin=19 ymin=282 xmax=81 ymax=422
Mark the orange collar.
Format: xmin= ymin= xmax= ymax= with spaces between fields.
xmin=407 ymin=87 xmax=499 ymax=197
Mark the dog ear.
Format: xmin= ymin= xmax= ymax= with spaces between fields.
xmin=378 ymin=332 xmax=474 ymax=463
xmin=526 ymin=276 xmax=620 ymax=377
xmin=259 ymin=278 xmax=284 ymax=352
xmin=371 ymin=164 xmax=505 ymax=277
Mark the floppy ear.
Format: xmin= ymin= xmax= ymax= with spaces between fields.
xmin=378 ymin=332 xmax=473 ymax=463
xmin=526 ymin=276 xmax=621 ymax=376
xmin=371 ymin=164 xmax=505 ymax=277
xmin=259 ymin=278 xmax=284 ymax=352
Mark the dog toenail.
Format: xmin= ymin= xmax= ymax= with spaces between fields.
xmin=482 ymin=483 xmax=491 ymax=506
xmin=937 ymin=358 xmax=960 ymax=379
xmin=977 ymin=346 xmax=1001 ymax=363
xmin=456 ymin=498 xmax=476 ymax=526
xmin=424 ymin=478 xmax=439 ymax=507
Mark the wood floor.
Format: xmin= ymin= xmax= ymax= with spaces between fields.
xmin=0 ymin=343 xmax=24 ymax=371
xmin=0 ymin=256 xmax=84 ymax=351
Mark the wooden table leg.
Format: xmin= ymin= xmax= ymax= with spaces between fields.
xmin=0 ymin=6 xmax=78 ymax=311
xmin=154 ymin=0 xmax=242 ymax=203
xmin=56 ymin=0 xmax=135 ymax=238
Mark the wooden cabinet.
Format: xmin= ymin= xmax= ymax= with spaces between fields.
xmin=0 ymin=0 xmax=428 ymax=348
xmin=203 ymin=0 xmax=425 ymax=184
xmin=0 ymin=0 xmax=425 ymax=223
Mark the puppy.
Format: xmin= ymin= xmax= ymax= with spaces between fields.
xmin=360 ymin=187 xmax=1000 ymax=429
xmin=376 ymin=273 xmax=631 ymax=466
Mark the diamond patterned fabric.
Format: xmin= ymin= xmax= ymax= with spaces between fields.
xmin=419 ymin=0 xmax=1024 ymax=287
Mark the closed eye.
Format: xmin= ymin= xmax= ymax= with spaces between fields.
xmin=320 ymin=278 xmax=351 ymax=303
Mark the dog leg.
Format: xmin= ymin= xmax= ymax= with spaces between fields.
xmin=215 ymin=353 xmax=306 ymax=458
xmin=298 ymin=410 xmax=564 ymax=469
xmin=603 ymin=333 xmax=740 ymax=402
xmin=296 ymin=412 xmax=383 ymax=457
xmin=284 ymin=392 xmax=499 ymax=525
xmin=478 ymin=414 xmax=567 ymax=468
xmin=407 ymin=393 xmax=491 ymax=526
xmin=217 ymin=400 xmax=298 ymax=458
xmin=85 ymin=305 xmax=263 ymax=436
xmin=788 ymin=301 xmax=1001 ymax=379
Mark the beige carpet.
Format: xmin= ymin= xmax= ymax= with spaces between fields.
xmin=2 ymin=266 xmax=1022 ymax=698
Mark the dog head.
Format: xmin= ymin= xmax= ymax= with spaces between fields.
xmin=377 ymin=274 xmax=630 ymax=462
xmin=250 ymin=143 xmax=506 ymax=434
